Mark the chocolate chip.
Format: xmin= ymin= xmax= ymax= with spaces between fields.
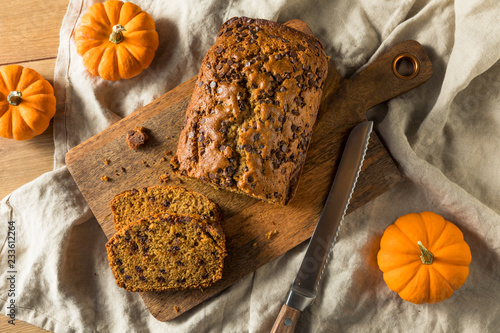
xmin=298 ymin=44 xmax=305 ymax=51
xmin=216 ymin=63 xmax=223 ymax=70
xmin=281 ymin=144 xmax=288 ymax=153
xmin=188 ymin=131 xmax=195 ymax=138
xmin=243 ymin=166 xmax=249 ymax=172
xmin=115 ymin=259 xmax=123 ymax=266
xmin=219 ymin=145 xmax=227 ymax=151
xmin=290 ymin=51 xmax=298 ymax=58
xmin=236 ymin=36 xmax=242 ymax=42
xmin=278 ymin=115 xmax=286 ymax=122
xmin=130 ymin=242 xmax=138 ymax=253
xmin=159 ymin=269 xmax=166 ymax=274
xmin=197 ymin=81 xmax=203 ymax=87
xmin=149 ymin=196 xmax=156 ymax=202
xmin=139 ymin=276 xmax=147 ymax=282
xmin=219 ymin=126 xmax=228 ymax=133
xmin=135 ymin=266 xmax=143 ymax=273
xmin=124 ymin=275 xmax=132 ymax=281
xmin=176 ymin=278 xmax=186 ymax=284
xmin=202 ymin=274 xmax=209 ymax=279
xmin=225 ymin=30 xmax=233 ymax=37
xmin=156 ymin=276 xmax=166 ymax=283
xmin=176 ymin=261 xmax=185 ymax=266
xmin=210 ymin=81 xmax=217 ymax=89
xmin=237 ymin=46 xmax=245 ymax=52
xmin=247 ymin=176 xmax=254 ymax=183
xmin=216 ymin=47 xmax=224 ymax=54
xmin=284 ymin=104 xmax=289 ymax=112
xmin=281 ymin=168 xmax=286 ymax=174
xmin=253 ymin=133 xmax=260 ymax=141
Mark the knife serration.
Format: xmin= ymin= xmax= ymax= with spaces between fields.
xmin=285 ymin=121 xmax=373 ymax=312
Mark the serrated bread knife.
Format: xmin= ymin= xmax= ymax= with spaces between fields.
xmin=270 ymin=121 xmax=373 ymax=333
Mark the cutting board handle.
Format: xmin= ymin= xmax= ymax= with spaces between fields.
xmin=341 ymin=40 xmax=433 ymax=114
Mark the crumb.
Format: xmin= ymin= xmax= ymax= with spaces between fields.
xmin=159 ymin=174 xmax=170 ymax=182
xmin=177 ymin=178 xmax=183 ymax=184
xmin=165 ymin=136 xmax=170 ymax=139
xmin=126 ymin=126 xmax=148 ymax=149
xmin=252 ymin=242 xmax=257 ymax=247
xmin=121 ymin=167 xmax=126 ymax=173
xmin=100 ymin=175 xmax=110 ymax=181
xmin=266 ymin=230 xmax=278 ymax=240
xmin=170 ymin=156 xmax=179 ymax=171
xmin=142 ymin=160 xmax=150 ymax=167
xmin=165 ymin=150 xmax=173 ymax=156
xmin=161 ymin=157 xmax=168 ymax=162
xmin=174 ymin=306 xmax=180 ymax=313
xmin=104 ymin=159 xmax=110 ymax=165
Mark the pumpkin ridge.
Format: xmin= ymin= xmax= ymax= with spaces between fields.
xmin=123 ymin=11 xmax=155 ymax=32
xmin=19 ymin=97 xmax=55 ymax=117
xmin=15 ymin=79 xmax=41 ymax=95
xmin=0 ymin=101 xmax=8 ymax=117
xmin=420 ymin=211 xmax=447 ymax=246
xmin=429 ymin=263 xmax=455 ymax=291
xmin=398 ymin=265 xmax=430 ymax=303
xmin=12 ymin=110 xmax=35 ymax=140
xmin=1 ymin=65 xmax=23 ymax=91
xmin=116 ymin=47 xmax=142 ymax=79
xmin=381 ymin=257 xmax=422 ymax=274
xmin=84 ymin=3 xmax=111 ymax=31
xmin=103 ymin=1 xmax=123 ymax=27
xmin=121 ymin=30 xmax=159 ymax=48
xmin=393 ymin=222 xmax=425 ymax=253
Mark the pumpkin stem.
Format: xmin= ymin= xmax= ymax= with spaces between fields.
xmin=418 ymin=241 xmax=434 ymax=265
xmin=7 ymin=91 xmax=22 ymax=106
xmin=109 ymin=24 xmax=126 ymax=44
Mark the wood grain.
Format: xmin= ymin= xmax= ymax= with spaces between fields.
xmin=271 ymin=304 xmax=302 ymax=333
xmin=65 ymin=19 xmax=433 ymax=322
xmin=0 ymin=0 xmax=68 ymax=65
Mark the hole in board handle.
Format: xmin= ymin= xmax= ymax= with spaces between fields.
xmin=392 ymin=53 xmax=420 ymax=79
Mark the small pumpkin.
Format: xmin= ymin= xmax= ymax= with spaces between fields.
xmin=75 ymin=0 xmax=159 ymax=81
xmin=377 ymin=211 xmax=471 ymax=304
xmin=0 ymin=65 xmax=56 ymax=141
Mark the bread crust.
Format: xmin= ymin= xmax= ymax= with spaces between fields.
xmin=174 ymin=16 xmax=328 ymax=205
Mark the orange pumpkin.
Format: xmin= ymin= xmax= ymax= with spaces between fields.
xmin=377 ymin=211 xmax=472 ymax=304
xmin=0 ymin=65 xmax=56 ymax=141
xmin=75 ymin=0 xmax=159 ymax=81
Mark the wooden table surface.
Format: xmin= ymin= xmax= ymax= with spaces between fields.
xmin=0 ymin=0 xmax=68 ymax=331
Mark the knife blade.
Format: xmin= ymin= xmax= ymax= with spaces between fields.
xmin=270 ymin=121 xmax=373 ymax=333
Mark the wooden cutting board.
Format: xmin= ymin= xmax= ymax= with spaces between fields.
xmin=66 ymin=19 xmax=432 ymax=321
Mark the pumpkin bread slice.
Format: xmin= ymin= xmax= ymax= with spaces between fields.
xmin=106 ymin=213 xmax=227 ymax=292
xmin=111 ymin=186 xmax=221 ymax=231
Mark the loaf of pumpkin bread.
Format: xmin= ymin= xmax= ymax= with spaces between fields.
xmin=106 ymin=213 xmax=227 ymax=292
xmin=111 ymin=186 xmax=221 ymax=231
xmin=173 ymin=17 xmax=328 ymax=204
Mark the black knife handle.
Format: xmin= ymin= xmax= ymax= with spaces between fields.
xmin=270 ymin=304 xmax=302 ymax=333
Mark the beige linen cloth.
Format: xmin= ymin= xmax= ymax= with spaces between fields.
xmin=2 ymin=0 xmax=500 ymax=331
